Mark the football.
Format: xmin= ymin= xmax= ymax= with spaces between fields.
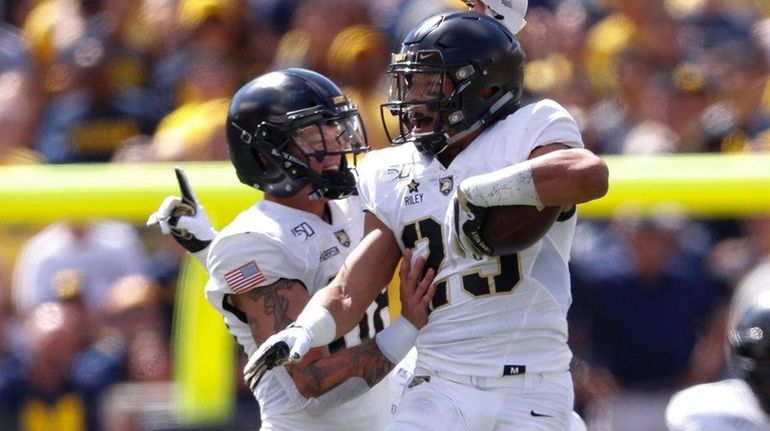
xmin=480 ymin=205 xmax=562 ymax=256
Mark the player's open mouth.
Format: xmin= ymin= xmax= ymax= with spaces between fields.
xmin=408 ymin=111 xmax=435 ymax=133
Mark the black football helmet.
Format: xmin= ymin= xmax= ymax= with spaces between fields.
xmin=730 ymin=295 xmax=770 ymax=413
xmin=226 ymin=68 xmax=368 ymax=200
xmin=380 ymin=11 xmax=525 ymax=156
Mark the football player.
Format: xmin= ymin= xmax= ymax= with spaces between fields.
xmin=250 ymin=12 xmax=608 ymax=430
xmin=462 ymin=3 xmax=589 ymax=429
xmin=462 ymin=0 xmax=527 ymax=34
xmin=148 ymin=68 xmax=433 ymax=430
xmin=666 ymin=291 xmax=770 ymax=430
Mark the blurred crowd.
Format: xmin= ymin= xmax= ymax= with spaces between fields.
xmin=1 ymin=0 xmax=770 ymax=429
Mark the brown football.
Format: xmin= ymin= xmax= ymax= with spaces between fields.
xmin=480 ymin=205 xmax=562 ymax=256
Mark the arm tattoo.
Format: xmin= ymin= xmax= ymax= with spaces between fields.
xmin=346 ymin=339 xmax=394 ymax=387
xmin=289 ymin=339 xmax=394 ymax=398
xmin=246 ymin=278 xmax=297 ymax=337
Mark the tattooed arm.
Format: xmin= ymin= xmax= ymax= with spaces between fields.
xmin=229 ymin=278 xmax=311 ymax=347
xmin=286 ymin=336 xmax=394 ymax=398
xmin=229 ymin=279 xmax=393 ymax=398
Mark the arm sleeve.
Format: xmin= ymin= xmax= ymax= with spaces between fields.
xmin=531 ymin=99 xmax=584 ymax=150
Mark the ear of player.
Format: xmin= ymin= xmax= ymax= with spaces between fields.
xmin=146 ymin=166 xmax=216 ymax=253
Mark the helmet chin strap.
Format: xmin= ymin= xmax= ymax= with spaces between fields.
xmin=305 ymin=168 xmax=333 ymax=201
xmin=307 ymin=187 xmax=324 ymax=201
xmin=304 ymin=158 xmax=358 ymax=201
xmin=444 ymin=90 xmax=516 ymax=148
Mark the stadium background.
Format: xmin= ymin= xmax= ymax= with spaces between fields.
xmin=1 ymin=0 xmax=770 ymax=430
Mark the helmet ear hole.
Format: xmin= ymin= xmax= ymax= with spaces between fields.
xmin=249 ymin=147 xmax=269 ymax=172
xmin=479 ymin=86 xmax=499 ymax=100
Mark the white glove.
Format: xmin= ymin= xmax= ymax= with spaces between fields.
xmin=147 ymin=167 xmax=216 ymax=253
xmin=446 ymin=187 xmax=492 ymax=260
xmin=243 ymin=325 xmax=314 ymax=391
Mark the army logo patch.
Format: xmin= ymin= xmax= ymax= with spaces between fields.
xmin=439 ymin=176 xmax=454 ymax=196
xmin=334 ymin=229 xmax=351 ymax=247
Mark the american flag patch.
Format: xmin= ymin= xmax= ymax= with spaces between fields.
xmin=224 ymin=261 xmax=265 ymax=293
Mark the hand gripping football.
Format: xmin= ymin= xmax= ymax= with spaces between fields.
xmin=480 ymin=205 xmax=561 ymax=255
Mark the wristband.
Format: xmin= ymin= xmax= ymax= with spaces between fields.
xmin=375 ymin=317 xmax=418 ymax=364
xmin=295 ymin=304 xmax=337 ymax=347
xmin=461 ymin=160 xmax=543 ymax=209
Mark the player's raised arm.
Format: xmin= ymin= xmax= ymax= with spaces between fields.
xmin=459 ymin=144 xmax=608 ymax=212
xmin=450 ymin=144 xmax=608 ymax=259
xmin=526 ymin=145 xmax=609 ymax=207
xmin=146 ymin=167 xmax=217 ymax=263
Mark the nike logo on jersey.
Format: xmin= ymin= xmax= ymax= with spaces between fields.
xmin=530 ymin=410 xmax=552 ymax=418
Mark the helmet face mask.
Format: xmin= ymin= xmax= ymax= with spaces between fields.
xmin=227 ymin=68 xmax=369 ymax=200
xmin=380 ymin=12 xmax=525 ymax=157
xmin=381 ymin=51 xmax=460 ymax=155
xmin=290 ymin=113 xmax=367 ymax=163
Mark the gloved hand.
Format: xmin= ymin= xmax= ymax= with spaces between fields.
xmin=243 ymin=324 xmax=314 ymax=391
xmin=447 ymin=186 xmax=493 ymax=260
xmin=147 ymin=167 xmax=216 ymax=253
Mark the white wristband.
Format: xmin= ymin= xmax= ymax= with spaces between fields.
xmin=461 ymin=160 xmax=543 ymax=208
xmin=295 ymin=304 xmax=337 ymax=348
xmin=375 ymin=316 xmax=418 ymax=364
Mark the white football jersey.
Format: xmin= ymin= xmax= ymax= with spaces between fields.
xmin=358 ymin=99 xmax=583 ymax=377
xmin=205 ymin=198 xmax=390 ymax=429
xmin=533 ymin=207 xmax=578 ymax=317
xmin=666 ymin=379 xmax=770 ymax=430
